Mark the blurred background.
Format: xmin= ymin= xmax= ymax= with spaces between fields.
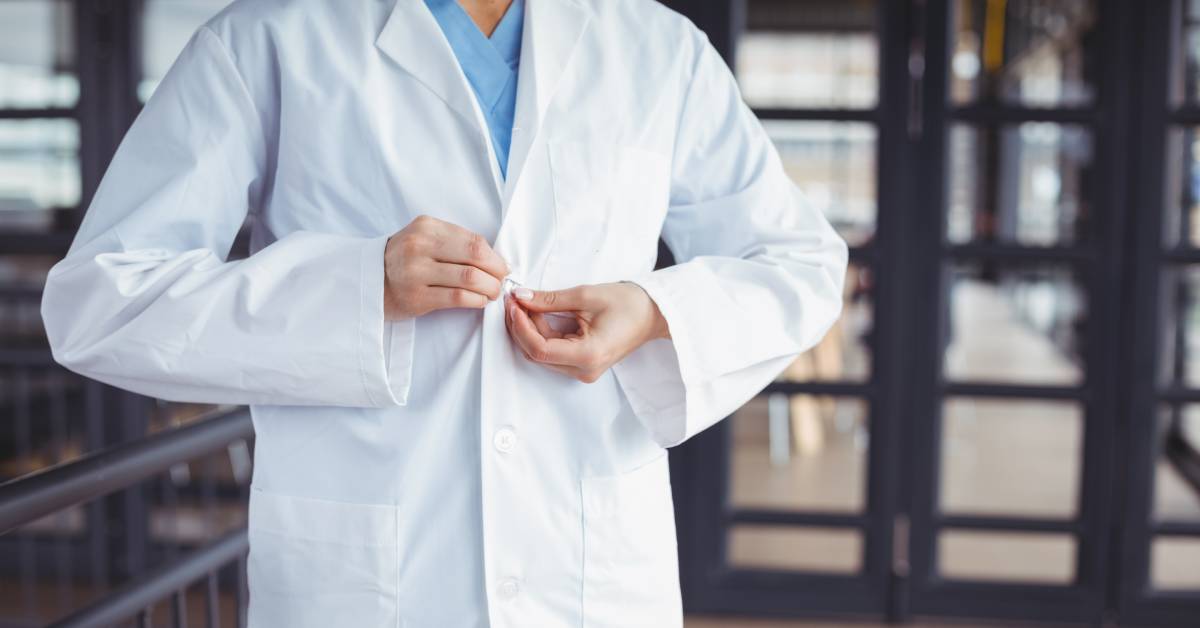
xmin=0 ymin=0 xmax=1198 ymax=626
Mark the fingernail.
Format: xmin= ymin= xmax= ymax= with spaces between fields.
xmin=513 ymin=287 xmax=533 ymax=301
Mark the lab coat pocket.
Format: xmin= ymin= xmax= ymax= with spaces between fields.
xmin=246 ymin=488 xmax=400 ymax=628
xmin=546 ymin=140 xmax=670 ymax=288
xmin=580 ymin=452 xmax=682 ymax=628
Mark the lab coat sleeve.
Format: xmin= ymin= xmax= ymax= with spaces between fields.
xmin=611 ymin=30 xmax=848 ymax=448
xmin=40 ymin=27 xmax=413 ymax=408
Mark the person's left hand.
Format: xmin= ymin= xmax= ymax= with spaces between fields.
xmin=504 ymin=282 xmax=670 ymax=383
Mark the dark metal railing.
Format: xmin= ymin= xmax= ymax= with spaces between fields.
xmin=0 ymin=408 xmax=252 ymax=535
xmin=0 ymin=407 xmax=254 ymax=627
xmin=48 ymin=529 xmax=248 ymax=628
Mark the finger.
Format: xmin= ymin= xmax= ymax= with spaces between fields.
xmin=507 ymin=306 xmax=579 ymax=376
xmin=529 ymin=311 xmax=567 ymax=340
xmin=427 ymin=221 xmax=509 ymax=279
xmin=505 ymin=298 xmax=532 ymax=344
xmin=510 ymin=304 xmax=555 ymax=368
xmin=543 ymin=363 xmax=580 ymax=379
xmin=423 ymin=286 xmax=488 ymax=311
xmin=510 ymin=304 xmax=593 ymax=367
xmin=425 ymin=261 xmax=502 ymax=300
xmin=507 ymin=300 xmax=545 ymax=360
xmin=512 ymin=285 xmax=595 ymax=313
xmin=506 ymin=303 xmax=588 ymax=378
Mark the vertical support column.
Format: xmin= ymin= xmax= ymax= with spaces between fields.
xmin=72 ymin=0 xmax=153 ymax=585
xmin=74 ymin=0 xmax=142 ymax=207
xmin=1114 ymin=0 xmax=1178 ymax=624
xmin=875 ymin=0 xmax=920 ymax=621
xmin=1078 ymin=0 xmax=1136 ymax=618
xmin=906 ymin=0 xmax=953 ymax=615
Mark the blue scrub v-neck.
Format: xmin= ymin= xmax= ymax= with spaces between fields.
xmin=425 ymin=0 xmax=524 ymax=180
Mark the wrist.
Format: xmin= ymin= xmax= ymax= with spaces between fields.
xmin=621 ymin=281 xmax=670 ymax=342
xmin=648 ymin=302 xmax=670 ymax=341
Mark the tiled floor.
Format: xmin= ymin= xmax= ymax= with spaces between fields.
xmin=685 ymin=615 xmax=1026 ymax=627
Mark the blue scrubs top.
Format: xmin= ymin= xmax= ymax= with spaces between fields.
xmin=425 ymin=0 xmax=524 ymax=180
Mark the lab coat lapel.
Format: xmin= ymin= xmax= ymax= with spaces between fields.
xmin=375 ymin=1 xmax=481 ymax=129
xmin=501 ymin=0 xmax=591 ymax=204
xmin=377 ymin=0 xmax=506 ymax=204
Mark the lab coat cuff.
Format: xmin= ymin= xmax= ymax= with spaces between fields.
xmin=611 ymin=268 xmax=699 ymax=447
xmin=358 ymin=234 xmax=411 ymax=406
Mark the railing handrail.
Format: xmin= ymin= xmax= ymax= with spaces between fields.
xmin=0 ymin=407 xmax=253 ymax=535
xmin=48 ymin=528 xmax=249 ymax=628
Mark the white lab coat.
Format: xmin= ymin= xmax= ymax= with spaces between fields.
xmin=40 ymin=0 xmax=848 ymax=626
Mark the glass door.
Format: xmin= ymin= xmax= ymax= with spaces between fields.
xmin=904 ymin=0 xmax=1123 ymax=623
xmin=672 ymin=0 xmax=911 ymax=617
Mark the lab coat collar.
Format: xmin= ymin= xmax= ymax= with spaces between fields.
xmin=375 ymin=0 xmax=590 ymax=132
xmin=376 ymin=0 xmax=592 ymax=211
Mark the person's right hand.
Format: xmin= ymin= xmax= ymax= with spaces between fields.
xmin=384 ymin=215 xmax=509 ymax=320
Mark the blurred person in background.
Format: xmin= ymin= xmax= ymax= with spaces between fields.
xmin=39 ymin=0 xmax=847 ymax=625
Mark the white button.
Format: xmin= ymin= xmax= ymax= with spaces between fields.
xmin=501 ymin=275 xmax=524 ymax=298
xmin=493 ymin=426 xmax=517 ymax=453
xmin=498 ymin=577 xmax=520 ymax=599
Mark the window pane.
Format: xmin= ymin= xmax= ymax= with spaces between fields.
xmin=1159 ymin=265 xmax=1200 ymax=389
xmin=947 ymin=123 xmax=1093 ymax=246
xmin=944 ymin=264 xmax=1086 ymax=385
xmin=1164 ymin=127 xmax=1200 ymax=248
xmin=1151 ymin=536 xmax=1200 ymax=591
xmin=729 ymin=396 xmax=868 ymax=513
xmin=0 ymin=0 xmax=76 ymax=109
xmin=727 ymin=525 xmax=862 ymax=573
xmin=939 ymin=530 xmax=1076 ymax=584
xmin=949 ymin=0 xmax=1097 ymax=107
xmin=1175 ymin=0 xmax=1200 ymax=107
xmin=140 ymin=0 xmax=233 ymax=100
xmin=0 ymin=119 xmax=80 ymax=231
xmin=736 ymin=29 xmax=878 ymax=109
xmin=0 ymin=255 xmax=59 ymax=348
xmin=0 ymin=254 xmax=57 ymax=288
xmin=766 ymin=120 xmax=877 ymax=248
xmin=777 ymin=262 xmax=872 ymax=384
xmin=940 ymin=398 xmax=1082 ymax=518
xmin=1154 ymin=404 xmax=1200 ymax=522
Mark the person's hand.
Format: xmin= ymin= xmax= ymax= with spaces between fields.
xmin=504 ymin=282 xmax=670 ymax=383
xmin=384 ymin=215 xmax=509 ymax=320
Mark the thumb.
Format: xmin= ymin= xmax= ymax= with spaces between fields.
xmin=513 ymin=285 xmax=590 ymax=312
